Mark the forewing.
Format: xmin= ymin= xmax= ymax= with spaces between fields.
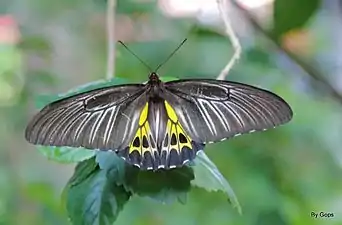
xmin=25 ymin=84 xmax=148 ymax=150
xmin=164 ymin=79 xmax=293 ymax=143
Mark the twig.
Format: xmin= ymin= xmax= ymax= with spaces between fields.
xmin=216 ymin=0 xmax=242 ymax=80
xmin=106 ymin=0 xmax=116 ymax=79
xmin=230 ymin=0 xmax=342 ymax=105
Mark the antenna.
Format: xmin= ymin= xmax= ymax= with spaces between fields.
xmin=118 ymin=41 xmax=153 ymax=72
xmin=118 ymin=38 xmax=187 ymax=74
xmin=155 ymin=38 xmax=187 ymax=72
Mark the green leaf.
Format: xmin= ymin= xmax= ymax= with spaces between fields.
xmin=35 ymin=94 xmax=58 ymax=109
xmin=66 ymin=157 xmax=131 ymax=225
xmin=62 ymin=157 xmax=98 ymax=216
xmin=272 ymin=0 xmax=321 ymax=39
xmin=38 ymin=146 xmax=95 ymax=163
xmin=95 ymin=151 xmax=194 ymax=204
xmin=35 ymin=77 xmax=130 ymax=108
xmin=68 ymin=157 xmax=99 ymax=187
xmin=95 ymin=152 xmax=126 ymax=185
xmin=191 ymin=151 xmax=242 ymax=214
xmin=124 ymin=166 xmax=194 ymax=204
xmin=159 ymin=76 xmax=179 ymax=82
xmin=60 ymin=77 xmax=130 ymax=99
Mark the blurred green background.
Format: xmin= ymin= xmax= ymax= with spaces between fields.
xmin=1 ymin=0 xmax=342 ymax=224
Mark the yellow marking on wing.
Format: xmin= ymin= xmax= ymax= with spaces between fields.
xmin=170 ymin=123 xmax=179 ymax=152
xmin=164 ymin=101 xmax=178 ymax=123
xmin=141 ymin=124 xmax=147 ymax=137
xmin=129 ymin=128 xmax=141 ymax=154
xmin=176 ymin=124 xmax=192 ymax=150
xmin=145 ymin=120 xmax=151 ymax=133
xmin=164 ymin=100 xmax=192 ymax=150
xmin=139 ymin=102 xmax=149 ymax=126
xmin=143 ymin=121 xmax=157 ymax=153
xmin=163 ymin=100 xmax=194 ymax=153
xmin=166 ymin=120 xmax=172 ymax=133
xmin=132 ymin=100 xmax=194 ymax=158
xmin=163 ymin=119 xmax=193 ymax=153
xmin=141 ymin=123 xmax=149 ymax=154
xmin=130 ymin=102 xmax=151 ymax=154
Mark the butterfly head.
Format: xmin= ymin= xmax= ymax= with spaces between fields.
xmin=148 ymin=72 xmax=160 ymax=83
xmin=148 ymin=72 xmax=163 ymax=97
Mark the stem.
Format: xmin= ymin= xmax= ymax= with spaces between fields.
xmin=106 ymin=0 xmax=116 ymax=79
xmin=216 ymin=0 xmax=241 ymax=80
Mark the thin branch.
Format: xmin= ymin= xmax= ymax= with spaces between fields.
xmin=230 ymin=0 xmax=342 ymax=105
xmin=106 ymin=0 xmax=116 ymax=79
xmin=216 ymin=0 xmax=242 ymax=80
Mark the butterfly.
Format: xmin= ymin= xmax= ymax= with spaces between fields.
xmin=25 ymin=71 xmax=293 ymax=170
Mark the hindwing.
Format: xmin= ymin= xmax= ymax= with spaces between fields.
xmin=159 ymin=100 xmax=203 ymax=169
xmin=116 ymin=99 xmax=204 ymax=170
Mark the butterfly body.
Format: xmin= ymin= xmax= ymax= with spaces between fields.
xmin=112 ymin=74 xmax=204 ymax=170
xmin=25 ymin=72 xmax=292 ymax=170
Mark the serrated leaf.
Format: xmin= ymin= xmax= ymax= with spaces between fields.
xmin=95 ymin=151 xmax=126 ymax=185
xmin=68 ymin=157 xmax=99 ymax=187
xmin=62 ymin=158 xmax=98 ymax=213
xmin=95 ymin=151 xmax=194 ymax=204
xmin=38 ymin=146 xmax=95 ymax=163
xmin=66 ymin=158 xmax=131 ymax=225
xmin=192 ymin=151 xmax=242 ymax=214
xmin=124 ymin=166 xmax=194 ymax=204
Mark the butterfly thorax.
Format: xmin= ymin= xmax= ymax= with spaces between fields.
xmin=147 ymin=72 xmax=164 ymax=98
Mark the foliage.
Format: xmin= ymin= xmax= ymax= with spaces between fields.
xmin=66 ymin=158 xmax=131 ymax=225
xmin=38 ymin=146 xmax=95 ymax=163
xmin=191 ymin=151 xmax=241 ymax=214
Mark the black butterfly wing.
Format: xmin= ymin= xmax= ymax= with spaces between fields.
xmin=25 ymin=84 xmax=148 ymax=151
xmin=164 ymin=79 xmax=293 ymax=143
